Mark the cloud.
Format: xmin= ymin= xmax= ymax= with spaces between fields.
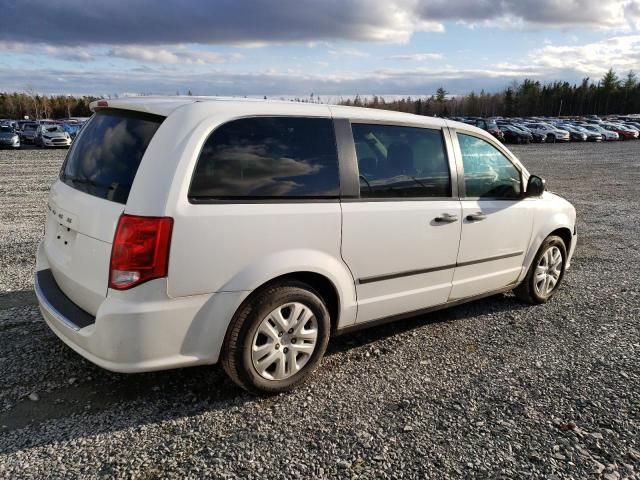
xmin=0 ymin=0 xmax=441 ymax=46
xmin=328 ymin=48 xmax=370 ymax=57
xmin=1 ymin=41 xmax=242 ymax=65
xmin=107 ymin=46 xmax=241 ymax=65
xmin=390 ymin=53 xmax=443 ymax=61
xmin=0 ymin=62 xmax=543 ymax=98
xmin=416 ymin=0 xmax=640 ymax=29
xmin=2 ymin=0 xmax=639 ymax=48
xmin=0 ymin=41 xmax=95 ymax=61
xmin=528 ymin=35 xmax=640 ymax=77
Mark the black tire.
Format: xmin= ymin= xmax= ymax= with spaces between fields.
xmin=514 ymin=235 xmax=567 ymax=304
xmin=221 ymin=281 xmax=331 ymax=394
xmin=547 ymin=134 xmax=556 ymax=143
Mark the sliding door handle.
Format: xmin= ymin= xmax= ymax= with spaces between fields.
xmin=466 ymin=212 xmax=487 ymax=221
xmin=434 ymin=213 xmax=458 ymax=223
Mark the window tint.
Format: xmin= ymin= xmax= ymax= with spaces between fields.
xmin=61 ymin=109 xmax=163 ymax=204
xmin=352 ymin=124 xmax=450 ymax=198
xmin=189 ymin=117 xmax=339 ymax=199
xmin=458 ymin=133 xmax=521 ymax=198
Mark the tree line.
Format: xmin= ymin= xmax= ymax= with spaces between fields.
xmin=339 ymin=69 xmax=640 ymax=118
xmin=1 ymin=69 xmax=639 ymax=120
xmin=0 ymin=92 xmax=96 ymax=119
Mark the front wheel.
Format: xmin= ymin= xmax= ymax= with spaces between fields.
xmin=514 ymin=235 xmax=567 ymax=304
xmin=221 ymin=281 xmax=330 ymax=394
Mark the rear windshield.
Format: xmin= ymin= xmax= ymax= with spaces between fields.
xmin=60 ymin=109 xmax=163 ymax=204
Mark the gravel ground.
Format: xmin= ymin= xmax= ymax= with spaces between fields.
xmin=0 ymin=142 xmax=639 ymax=479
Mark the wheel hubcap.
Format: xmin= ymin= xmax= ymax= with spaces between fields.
xmin=534 ymin=246 xmax=563 ymax=296
xmin=251 ymin=302 xmax=318 ymax=380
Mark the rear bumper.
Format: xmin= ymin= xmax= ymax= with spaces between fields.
xmin=35 ymin=269 xmax=210 ymax=372
xmin=35 ymin=243 xmax=248 ymax=372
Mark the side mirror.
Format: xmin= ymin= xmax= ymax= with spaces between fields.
xmin=526 ymin=175 xmax=546 ymax=197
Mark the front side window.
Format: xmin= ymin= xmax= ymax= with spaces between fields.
xmin=352 ymin=123 xmax=450 ymax=198
xmin=458 ymin=133 xmax=521 ymax=198
xmin=189 ymin=117 xmax=339 ymax=199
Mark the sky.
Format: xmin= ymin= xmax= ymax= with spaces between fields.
xmin=1 ymin=0 xmax=640 ymax=98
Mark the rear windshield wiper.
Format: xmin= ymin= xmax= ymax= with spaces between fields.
xmin=63 ymin=176 xmax=115 ymax=190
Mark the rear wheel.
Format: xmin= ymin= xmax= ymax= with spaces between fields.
xmin=514 ymin=235 xmax=567 ymax=304
xmin=221 ymin=281 xmax=330 ymax=394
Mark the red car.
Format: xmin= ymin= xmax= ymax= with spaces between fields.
xmin=603 ymin=124 xmax=639 ymax=140
xmin=474 ymin=118 xmax=505 ymax=142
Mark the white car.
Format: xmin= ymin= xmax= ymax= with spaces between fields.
xmin=35 ymin=97 xmax=577 ymax=393
xmin=581 ymin=124 xmax=619 ymax=141
xmin=523 ymin=122 xmax=571 ymax=142
xmin=35 ymin=124 xmax=72 ymax=148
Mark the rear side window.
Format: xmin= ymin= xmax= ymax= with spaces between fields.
xmin=189 ymin=117 xmax=339 ymax=200
xmin=352 ymin=123 xmax=451 ymax=198
xmin=60 ymin=109 xmax=163 ymax=204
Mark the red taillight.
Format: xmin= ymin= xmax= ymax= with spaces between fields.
xmin=96 ymin=100 xmax=109 ymax=107
xmin=109 ymin=214 xmax=173 ymax=290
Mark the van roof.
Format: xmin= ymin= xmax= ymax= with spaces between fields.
xmin=89 ymin=95 xmax=478 ymax=133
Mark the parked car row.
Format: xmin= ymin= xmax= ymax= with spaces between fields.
xmin=450 ymin=115 xmax=640 ymax=144
xmin=0 ymin=117 xmax=88 ymax=149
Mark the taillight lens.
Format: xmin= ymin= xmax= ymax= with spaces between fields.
xmin=109 ymin=214 xmax=173 ymax=290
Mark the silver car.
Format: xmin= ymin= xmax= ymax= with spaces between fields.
xmin=0 ymin=125 xmax=20 ymax=149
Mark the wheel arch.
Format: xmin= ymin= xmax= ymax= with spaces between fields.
xmin=519 ymin=218 xmax=574 ymax=284
xmin=549 ymin=227 xmax=573 ymax=253
xmin=240 ymin=271 xmax=343 ymax=332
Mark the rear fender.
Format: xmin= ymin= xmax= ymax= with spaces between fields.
xmin=219 ymin=248 xmax=358 ymax=329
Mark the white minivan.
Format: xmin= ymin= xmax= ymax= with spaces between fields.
xmin=35 ymin=97 xmax=577 ymax=393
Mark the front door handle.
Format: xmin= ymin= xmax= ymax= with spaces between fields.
xmin=434 ymin=213 xmax=459 ymax=223
xmin=466 ymin=212 xmax=487 ymax=221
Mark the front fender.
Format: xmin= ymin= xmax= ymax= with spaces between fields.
xmin=519 ymin=198 xmax=576 ymax=282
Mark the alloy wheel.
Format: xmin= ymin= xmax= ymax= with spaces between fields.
xmin=251 ymin=302 xmax=318 ymax=380
xmin=534 ymin=246 xmax=563 ymax=297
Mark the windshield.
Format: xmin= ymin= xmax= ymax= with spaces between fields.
xmin=44 ymin=125 xmax=64 ymax=133
xmin=0 ymin=126 xmax=13 ymax=133
xmin=486 ymin=120 xmax=498 ymax=129
xmin=63 ymin=124 xmax=81 ymax=133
